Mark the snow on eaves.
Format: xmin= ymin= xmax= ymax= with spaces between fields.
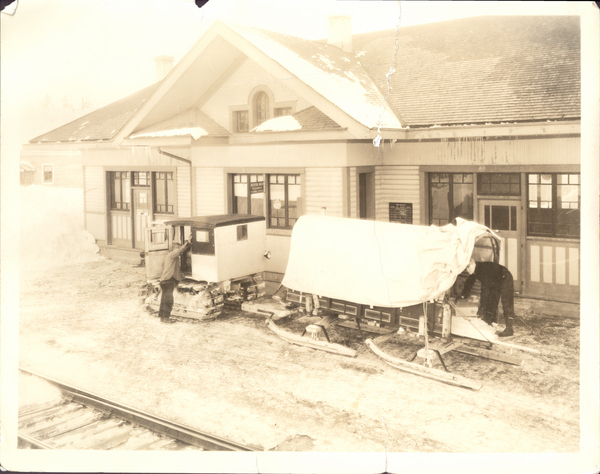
xmin=231 ymin=25 xmax=403 ymax=130
xmin=252 ymin=115 xmax=302 ymax=133
xmin=130 ymin=127 xmax=209 ymax=140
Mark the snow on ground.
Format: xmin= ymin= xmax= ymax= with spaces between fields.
xmin=20 ymin=185 xmax=103 ymax=270
xmin=19 ymin=373 xmax=63 ymax=411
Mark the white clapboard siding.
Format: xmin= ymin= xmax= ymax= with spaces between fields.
xmin=196 ymin=168 xmax=225 ymax=216
xmin=304 ymin=168 xmax=344 ymax=217
xmin=349 ymin=167 xmax=357 ymax=219
xmin=177 ymin=166 xmax=192 ymax=217
xmin=375 ymin=166 xmax=420 ymax=224
xmin=84 ymin=166 xmax=105 ymax=213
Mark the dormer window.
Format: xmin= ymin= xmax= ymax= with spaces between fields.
xmin=230 ymin=87 xmax=295 ymax=133
xmin=234 ymin=110 xmax=249 ymax=133
xmin=254 ymin=91 xmax=269 ymax=126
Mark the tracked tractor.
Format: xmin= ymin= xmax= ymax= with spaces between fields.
xmin=140 ymin=214 xmax=268 ymax=320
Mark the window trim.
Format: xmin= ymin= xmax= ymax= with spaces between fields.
xmin=229 ymin=105 xmax=250 ymax=133
xmin=428 ymin=172 xmax=474 ymax=226
xmin=247 ymin=86 xmax=275 ymax=129
xmin=527 ymin=172 xmax=580 ymax=239
xmin=153 ymin=171 xmax=176 ymax=215
xmin=109 ymin=171 xmax=131 ymax=211
xmin=232 ymin=173 xmax=266 ymax=216
xmin=477 ymin=172 xmax=521 ymax=196
xmin=268 ymin=173 xmax=302 ymax=230
xmin=42 ymin=163 xmax=54 ymax=185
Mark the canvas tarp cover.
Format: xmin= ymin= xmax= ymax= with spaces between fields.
xmin=281 ymin=215 xmax=499 ymax=308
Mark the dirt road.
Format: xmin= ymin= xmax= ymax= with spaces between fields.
xmin=18 ymin=259 xmax=579 ymax=452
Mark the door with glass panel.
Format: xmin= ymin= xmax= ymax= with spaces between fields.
xmin=133 ymin=188 xmax=152 ymax=250
xmin=478 ymin=199 xmax=521 ymax=291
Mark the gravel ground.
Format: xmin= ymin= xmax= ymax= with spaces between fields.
xmin=18 ymin=259 xmax=580 ymax=453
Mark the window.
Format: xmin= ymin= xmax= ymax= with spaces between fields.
xmin=269 ymin=174 xmax=301 ymax=229
xmin=528 ymin=173 xmax=580 ymax=238
xmin=254 ymin=91 xmax=269 ymax=126
xmin=191 ymin=228 xmax=215 ymax=255
xmin=110 ymin=172 xmax=130 ymax=210
xmin=274 ymin=107 xmax=292 ymax=117
xmin=154 ymin=172 xmax=175 ymax=214
xmin=132 ymin=171 xmax=150 ymax=186
xmin=232 ymin=174 xmax=265 ymax=216
xmin=42 ymin=164 xmax=53 ymax=184
xmin=478 ymin=173 xmax=520 ymax=196
xmin=429 ymin=173 xmax=473 ymax=226
xmin=234 ymin=110 xmax=249 ymax=133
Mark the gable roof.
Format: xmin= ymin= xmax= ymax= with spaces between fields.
xmin=228 ymin=24 xmax=404 ymax=131
xmin=29 ymin=15 xmax=580 ymax=144
xmin=30 ymin=84 xmax=160 ymax=144
xmin=353 ymin=15 xmax=580 ymax=127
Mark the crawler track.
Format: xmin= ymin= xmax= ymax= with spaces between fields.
xmin=19 ymin=369 xmax=258 ymax=451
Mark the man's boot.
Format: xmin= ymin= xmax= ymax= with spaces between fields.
xmin=498 ymin=317 xmax=514 ymax=337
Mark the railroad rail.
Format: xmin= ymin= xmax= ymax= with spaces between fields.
xmin=19 ymin=368 xmax=259 ymax=451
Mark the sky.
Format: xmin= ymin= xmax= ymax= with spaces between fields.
xmin=0 ymin=0 xmax=583 ymax=152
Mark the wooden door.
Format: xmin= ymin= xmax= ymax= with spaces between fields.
xmin=478 ymin=199 xmax=521 ymax=291
xmin=359 ymin=172 xmax=375 ymax=220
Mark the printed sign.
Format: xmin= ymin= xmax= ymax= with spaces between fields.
xmin=273 ymin=199 xmax=282 ymax=210
xmin=250 ymin=181 xmax=264 ymax=194
xmin=389 ymin=202 xmax=413 ymax=224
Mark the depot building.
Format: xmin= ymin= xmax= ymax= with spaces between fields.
xmin=22 ymin=15 xmax=581 ymax=303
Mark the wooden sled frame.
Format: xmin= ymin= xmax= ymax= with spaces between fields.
xmin=268 ymin=292 xmax=534 ymax=390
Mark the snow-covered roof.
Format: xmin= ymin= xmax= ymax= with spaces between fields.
xmin=251 ymin=106 xmax=344 ymax=133
xmin=352 ymin=15 xmax=580 ymax=126
xmin=29 ymin=16 xmax=580 ymax=144
xmin=30 ymin=84 xmax=160 ymax=144
xmin=20 ymin=161 xmax=36 ymax=172
xmin=230 ymin=24 xmax=404 ymax=131
xmin=129 ymin=108 xmax=230 ymax=140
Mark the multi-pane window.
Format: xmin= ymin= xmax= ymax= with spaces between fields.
xmin=43 ymin=164 xmax=53 ymax=184
xmin=274 ymin=107 xmax=292 ymax=117
xmin=429 ymin=173 xmax=473 ymax=226
xmin=478 ymin=173 xmax=520 ymax=196
xmin=269 ymin=174 xmax=301 ymax=229
xmin=132 ymin=171 xmax=150 ymax=186
xmin=254 ymin=92 xmax=269 ymax=126
xmin=234 ymin=110 xmax=249 ymax=133
xmin=232 ymin=174 xmax=265 ymax=216
xmin=110 ymin=172 xmax=130 ymax=211
xmin=528 ymin=173 xmax=580 ymax=238
xmin=154 ymin=172 xmax=175 ymax=214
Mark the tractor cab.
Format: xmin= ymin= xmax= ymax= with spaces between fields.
xmin=144 ymin=214 xmax=267 ymax=285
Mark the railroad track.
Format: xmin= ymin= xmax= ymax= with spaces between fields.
xmin=18 ymin=368 xmax=259 ymax=451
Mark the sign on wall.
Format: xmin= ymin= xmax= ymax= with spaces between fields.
xmin=389 ymin=202 xmax=413 ymax=224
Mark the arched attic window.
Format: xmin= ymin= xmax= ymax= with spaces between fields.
xmin=254 ymin=91 xmax=270 ymax=126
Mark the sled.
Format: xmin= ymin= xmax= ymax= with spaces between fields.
xmin=266 ymin=317 xmax=357 ymax=358
xmin=273 ymin=216 xmax=536 ymax=388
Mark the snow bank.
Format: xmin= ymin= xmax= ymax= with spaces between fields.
xmin=20 ymin=186 xmax=103 ymax=270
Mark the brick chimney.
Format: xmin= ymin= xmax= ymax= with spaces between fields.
xmin=154 ymin=55 xmax=175 ymax=82
xmin=327 ymin=15 xmax=352 ymax=53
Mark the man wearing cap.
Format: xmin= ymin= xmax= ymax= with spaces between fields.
xmin=158 ymin=235 xmax=192 ymax=324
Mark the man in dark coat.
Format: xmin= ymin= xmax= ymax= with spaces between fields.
xmin=460 ymin=260 xmax=515 ymax=337
xmin=158 ymin=236 xmax=192 ymax=324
